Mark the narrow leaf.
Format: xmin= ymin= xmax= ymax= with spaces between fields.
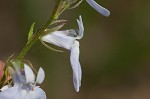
xmin=69 ymin=0 xmax=83 ymax=9
xmin=28 ymin=22 xmax=35 ymax=41
xmin=40 ymin=39 xmax=63 ymax=52
xmin=50 ymin=20 xmax=67 ymax=25
xmin=42 ymin=23 xmax=65 ymax=36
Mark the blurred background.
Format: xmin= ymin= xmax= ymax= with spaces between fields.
xmin=1 ymin=0 xmax=150 ymax=99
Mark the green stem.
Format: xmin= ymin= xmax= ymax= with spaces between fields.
xmin=17 ymin=0 xmax=61 ymax=60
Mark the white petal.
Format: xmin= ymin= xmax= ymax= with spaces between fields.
xmin=70 ymin=41 xmax=82 ymax=92
xmin=66 ymin=29 xmax=78 ymax=37
xmin=13 ymin=65 xmax=26 ymax=84
xmin=33 ymin=87 xmax=46 ymax=99
xmin=42 ymin=30 xmax=75 ymax=50
xmin=20 ymin=90 xmax=27 ymax=98
xmin=0 ymin=85 xmax=10 ymax=91
xmin=86 ymin=0 xmax=110 ymax=17
xmin=24 ymin=64 xmax=35 ymax=83
xmin=0 ymin=86 xmax=20 ymax=99
xmin=0 ymin=86 xmax=46 ymax=99
xmin=76 ymin=15 xmax=84 ymax=39
xmin=24 ymin=87 xmax=46 ymax=99
xmin=36 ymin=67 xmax=45 ymax=84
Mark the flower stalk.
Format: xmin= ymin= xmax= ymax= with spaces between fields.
xmin=16 ymin=0 xmax=62 ymax=60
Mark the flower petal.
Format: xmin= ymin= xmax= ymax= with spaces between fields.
xmin=0 ymin=85 xmax=10 ymax=91
xmin=76 ymin=15 xmax=84 ymax=39
xmin=24 ymin=64 xmax=35 ymax=83
xmin=42 ymin=31 xmax=75 ymax=50
xmin=0 ymin=86 xmax=46 ymax=99
xmin=36 ymin=67 xmax=45 ymax=84
xmin=8 ymin=67 xmax=23 ymax=86
xmin=70 ymin=41 xmax=82 ymax=92
xmin=0 ymin=86 xmax=20 ymax=99
xmin=66 ymin=29 xmax=78 ymax=37
xmin=24 ymin=87 xmax=46 ymax=99
xmin=86 ymin=0 xmax=110 ymax=17
xmin=14 ymin=65 xmax=26 ymax=84
xmin=33 ymin=87 xmax=46 ymax=99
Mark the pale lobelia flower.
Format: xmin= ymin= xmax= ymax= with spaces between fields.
xmin=41 ymin=16 xmax=84 ymax=92
xmin=0 ymin=64 xmax=46 ymax=99
xmin=86 ymin=0 xmax=110 ymax=17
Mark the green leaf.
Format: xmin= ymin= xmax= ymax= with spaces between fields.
xmin=42 ymin=23 xmax=65 ymax=36
xmin=50 ymin=19 xmax=67 ymax=25
xmin=28 ymin=22 xmax=35 ymax=42
xmin=69 ymin=0 xmax=83 ymax=9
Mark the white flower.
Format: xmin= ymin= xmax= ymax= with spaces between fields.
xmin=0 ymin=64 xmax=46 ymax=99
xmin=42 ymin=16 xmax=84 ymax=92
xmin=86 ymin=0 xmax=110 ymax=17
